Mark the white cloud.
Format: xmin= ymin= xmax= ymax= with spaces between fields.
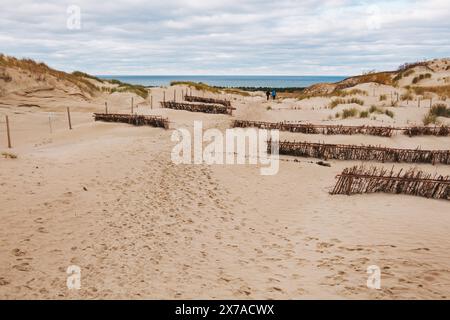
xmin=0 ymin=0 xmax=449 ymax=75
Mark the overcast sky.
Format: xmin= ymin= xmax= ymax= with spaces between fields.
xmin=1 ymin=0 xmax=449 ymax=75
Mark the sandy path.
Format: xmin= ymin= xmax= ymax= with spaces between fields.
xmin=1 ymin=84 xmax=449 ymax=299
xmin=1 ymin=118 xmax=449 ymax=299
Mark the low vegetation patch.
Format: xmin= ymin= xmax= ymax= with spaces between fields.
xmin=400 ymin=92 xmax=414 ymax=101
xmin=412 ymin=85 xmax=450 ymax=100
xmin=368 ymin=105 xmax=394 ymax=118
xmin=412 ymin=73 xmax=432 ymax=84
xmin=1 ymin=152 xmax=17 ymax=159
xmin=0 ymin=54 xmax=99 ymax=96
xmin=222 ymin=88 xmax=250 ymax=96
xmin=359 ymin=110 xmax=369 ymax=118
xmin=335 ymin=107 xmax=358 ymax=119
xmin=170 ymin=81 xmax=221 ymax=94
xmin=72 ymin=71 xmax=104 ymax=83
xmin=384 ymin=109 xmax=395 ymax=118
xmin=102 ymin=79 xmax=149 ymax=99
xmin=393 ymin=68 xmax=415 ymax=82
xmin=423 ymin=103 xmax=450 ymax=125
xmin=0 ymin=70 xmax=12 ymax=82
xmin=332 ymin=89 xmax=368 ymax=97
xmin=329 ymin=97 xmax=364 ymax=109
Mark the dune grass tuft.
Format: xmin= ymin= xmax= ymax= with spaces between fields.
xmin=1 ymin=152 xmax=17 ymax=159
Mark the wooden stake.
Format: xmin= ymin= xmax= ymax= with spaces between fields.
xmin=163 ymin=91 xmax=166 ymax=102
xmin=131 ymin=97 xmax=134 ymax=114
xmin=5 ymin=115 xmax=11 ymax=148
xmin=48 ymin=113 xmax=53 ymax=134
xmin=67 ymin=107 xmax=72 ymax=130
xmin=430 ymin=98 xmax=432 ymax=108
xmin=174 ymin=90 xmax=176 ymax=102
xmin=418 ymin=97 xmax=421 ymax=108
xmin=105 ymin=102 xmax=108 ymax=114
xmin=150 ymin=95 xmax=153 ymax=109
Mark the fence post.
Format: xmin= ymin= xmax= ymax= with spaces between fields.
xmin=174 ymin=90 xmax=176 ymax=102
xmin=48 ymin=113 xmax=53 ymax=134
xmin=418 ymin=97 xmax=421 ymax=108
xmin=151 ymin=95 xmax=153 ymax=109
xmin=131 ymin=97 xmax=134 ymax=114
xmin=67 ymin=107 xmax=72 ymax=130
xmin=105 ymin=102 xmax=108 ymax=114
xmin=430 ymin=98 xmax=432 ymax=108
xmin=163 ymin=91 xmax=166 ymax=102
xmin=5 ymin=115 xmax=11 ymax=148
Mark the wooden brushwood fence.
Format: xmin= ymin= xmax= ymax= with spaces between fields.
xmin=271 ymin=141 xmax=450 ymax=165
xmin=404 ymin=125 xmax=450 ymax=137
xmin=331 ymin=165 xmax=449 ymax=200
xmin=184 ymin=95 xmax=231 ymax=107
xmin=161 ymin=101 xmax=234 ymax=115
xmin=93 ymin=113 xmax=169 ymax=129
xmin=233 ymin=120 xmax=450 ymax=137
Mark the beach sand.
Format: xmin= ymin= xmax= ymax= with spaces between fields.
xmin=1 ymin=78 xmax=450 ymax=299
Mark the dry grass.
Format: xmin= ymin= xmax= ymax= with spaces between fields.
xmin=294 ymin=88 xmax=367 ymax=100
xmin=72 ymin=71 xmax=104 ymax=83
xmin=335 ymin=107 xmax=359 ymax=119
xmin=1 ymin=152 xmax=17 ymax=159
xmin=170 ymin=81 xmax=251 ymax=96
xmin=329 ymin=97 xmax=364 ymax=109
xmin=412 ymin=73 xmax=432 ymax=84
xmin=102 ymin=79 xmax=149 ymax=99
xmin=393 ymin=68 xmax=415 ymax=82
xmin=0 ymin=70 xmax=12 ymax=82
xmin=412 ymin=85 xmax=450 ymax=99
xmin=368 ymin=105 xmax=394 ymax=118
xmin=423 ymin=103 xmax=450 ymax=125
xmin=359 ymin=110 xmax=369 ymax=118
xmin=170 ymin=81 xmax=221 ymax=94
xmin=335 ymin=72 xmax=394 ymax=90
xmin=222 ymin=88 xmax=250 ymax=96
xmin=0 ymin=54 xmax=99 ymax=96
xmin=401 ymin=92 xmax=414 ymax=101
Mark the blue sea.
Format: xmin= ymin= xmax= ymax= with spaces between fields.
xmin=97 ymin=75 xmax=347 ymax=88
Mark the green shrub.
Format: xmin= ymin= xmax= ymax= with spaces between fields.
xmin=359 ymin=110 xmax=369 ymax=118
xmin=329 ymin=98 xmax=346 ymax=109
xmin=342 ymin=108 xmax=358 ymax=119
xmin=429 ymin=103 xmax=450 ymax=118
xmin=422 ymin=103 xmax=449 ymax=125
xmin=369 ymin=105 xmax=383 ymax=114
xmin=385 ymin=110 xmax=395 ymax=118
xmin=328 ymin=97 xmax=364 ymax=109
xmin=412 ymin=73 xmax=432 ymax=84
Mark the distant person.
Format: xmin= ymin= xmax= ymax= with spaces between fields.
xmin=271 ymin=89 xmax=277 ymax=100
xmin=266 ymin=90 xmax=271 ymax=101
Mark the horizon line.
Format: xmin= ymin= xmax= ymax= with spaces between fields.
xmin=95 ymin=74 xmax=351 ymax=77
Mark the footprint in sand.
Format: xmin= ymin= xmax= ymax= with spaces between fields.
xmin=12 ymin=248 xmax=26 ymax=257
xmin=13 ymin=262 xmax=32 ymax=272
xmin=0 ymin=277 xmax=11 ymax=286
